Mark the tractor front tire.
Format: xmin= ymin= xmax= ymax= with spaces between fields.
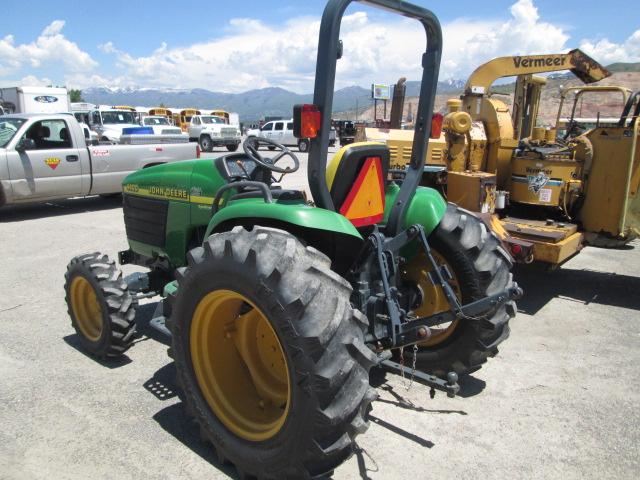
xmin=64 ymin=253 xmax=136 ymax=357
xmin=169 ymin=226 xmax=377 ymax=479
xmin=405 ymin=204 xmax=516 ymax=377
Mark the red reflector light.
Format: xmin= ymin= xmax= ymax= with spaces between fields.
xmin=511 ymin=244 xmax=522 ymax=255
xmin=293 ymin=104 xmax=321 ymax=139
xmin=196 ymin=144 xmax=201 ymax=158
xmin=430 ymin=112 xmax=443 ymax=139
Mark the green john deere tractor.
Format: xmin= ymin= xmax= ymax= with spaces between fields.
xmin=64 ymin=0 xmax=521 ymax=477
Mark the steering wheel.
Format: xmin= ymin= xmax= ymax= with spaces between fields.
xmin=563 ymin=119 xmax=587 ymax=140
xmin=243 ymin=136 xmax=300 ymax=174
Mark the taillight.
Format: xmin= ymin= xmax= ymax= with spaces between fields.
xmin=430 ymin=112 xmax=444 ymax=139
xmin=293 ymin=104 xmax=321 ymax=139
xmin=196 ymin=144 xmax=201 ymax=158
xmin=511 ymin=244 xmax=522 ymax=255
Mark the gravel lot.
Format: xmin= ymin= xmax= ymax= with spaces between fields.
xmin=1 ymin=146 xmax=639 ymax=479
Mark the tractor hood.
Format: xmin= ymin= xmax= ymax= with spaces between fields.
xmin=122 ymin=159 xmax=199 ymax=199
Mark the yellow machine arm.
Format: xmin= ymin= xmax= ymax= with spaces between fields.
xmin=464 ymin=49 xmax=611 ymax=95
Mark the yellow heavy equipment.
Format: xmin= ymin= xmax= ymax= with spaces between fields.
xmin=368 ymin=49 xmax=639 ymax=268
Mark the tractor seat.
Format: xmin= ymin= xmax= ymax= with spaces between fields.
xmin=229 ymin=187 xmax=305 ymax=202
xmin=326 ymin=142 xmax=390 ymax=227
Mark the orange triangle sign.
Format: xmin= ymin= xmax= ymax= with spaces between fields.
xmin=339 ymin=156 xmax=385 ymax=227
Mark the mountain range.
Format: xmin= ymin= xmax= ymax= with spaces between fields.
xmin=81 ymin=79 xmax=465 ymax=122
xmin=81 ymin=60 xmax=638 ymax=122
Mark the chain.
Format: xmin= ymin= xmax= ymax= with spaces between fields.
xmin=408 ymin=344 xmax=418 ymax=390
xmin=399 ymin=346 xmax=406 ymax=385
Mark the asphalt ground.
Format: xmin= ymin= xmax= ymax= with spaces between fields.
xmin=1 ymin=146 xmax=639 ymax=479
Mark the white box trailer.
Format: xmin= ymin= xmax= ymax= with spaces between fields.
xmin=0 ymin=86 xmax=71 ymax=114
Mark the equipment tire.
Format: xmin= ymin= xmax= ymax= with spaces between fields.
xmin=64 ymin=252 xmax=136 ymax=357
xmin=298 ymin=139 xmax=309 ymax=152
xmin=199 ymin=135 xmax=213 ymax=152
xmin=169 ymin=226 xmax=377 ymax=479
xmin=406 ymin=204 xmax=516 ymax=377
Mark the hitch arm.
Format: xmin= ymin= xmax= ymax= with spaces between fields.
xmin=394 ymin=285 xmax=523 ymax=349
xmin=380 ymin=360 xmax=460 ymax=397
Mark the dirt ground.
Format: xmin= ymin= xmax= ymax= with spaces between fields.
xmin=1 ymin=148 xmax=638 ymax=479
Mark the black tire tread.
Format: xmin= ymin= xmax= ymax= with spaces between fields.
xmin=170 ymin=226 xmax=376 ymax=479
xmin=64 ymin=252 xmax=136 ymax=357
xmin=409 ymin=203 xmax=516 ymax=377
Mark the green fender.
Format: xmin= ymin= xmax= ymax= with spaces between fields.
xmin=384 ymin=184 xmax=447 ymax=235
xmin=204 ymin=198 xmax=363 ymax=239
xmin=204 ymin=185 xmax=445 ymax=241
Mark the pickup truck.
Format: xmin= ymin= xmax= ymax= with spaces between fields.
xmin=188 ymin=115 xmax=241 ymax=152
xmin=0 ymin=113 xmax=198 ymax=207
xmin=246 ymin=119 xmax=336 ymax=152
xmin=140 ymin=116 xmax=185 ymax=136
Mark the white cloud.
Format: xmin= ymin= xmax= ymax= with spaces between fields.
xmin=83 ymin=0 xmax=580 ymax=92
xmin=42 ymin=20 xmax=65 ymax=37
xmin=20 ymin=75 xmax=53 ymax=86
xmin=579 ymin=30 xmax=640 ymax=65
xmin=98 ymin=41 xmax=117 ymax=54
xmin=2 ymin=1 xmax=638 ymax=92
xmin=0 ymin=20 xmax=97 ymax=77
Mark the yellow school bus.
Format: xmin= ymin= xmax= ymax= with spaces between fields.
xmin=149 ymin=107 xmax=175 ymax=124
xmin=176 ymin=108 xmax=201 ymax=131
xmin=209 ymin=110 xmax=230 ymax=124
xmin=111 ymin=105 xmax=137 ymax=112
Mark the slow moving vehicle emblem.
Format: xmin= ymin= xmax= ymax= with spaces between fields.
xmin=45 ymin=157 xmax=61 ymax=170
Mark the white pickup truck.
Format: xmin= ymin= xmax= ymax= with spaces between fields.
xmin=246 ymin=119 xmax=336 ymax=152
xmin=188 ymin=115 xmax=241 ymax=152
xmin=0 ymin=113 xmax=198 ymax=207
xmin=140 ymin=116 xmax=185 ymax=136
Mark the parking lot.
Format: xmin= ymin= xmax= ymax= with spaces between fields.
xmin=1 ymin=146 xmax=639 ymax=479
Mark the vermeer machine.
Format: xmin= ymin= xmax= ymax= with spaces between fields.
xmin=373 ymin=50 xmax=639 ymax=267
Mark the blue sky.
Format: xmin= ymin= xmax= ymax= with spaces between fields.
xmin=1 ymin=0 xmax=639 ymax=92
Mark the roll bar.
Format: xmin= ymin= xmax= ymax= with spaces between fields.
xmin=619 ymin=91 xmax=640 ymax=127
xmin=307 ymin=0 xmax=442 ymax=235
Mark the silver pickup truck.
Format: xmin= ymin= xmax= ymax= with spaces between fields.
xmin=0 ymin=113 xmax=198 ymax=207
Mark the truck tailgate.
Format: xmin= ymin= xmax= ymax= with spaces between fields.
xmin=88 ymin=143 xmax=197 ymax=195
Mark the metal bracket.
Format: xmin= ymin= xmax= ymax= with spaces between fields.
xmin=380 ymin=360 xmax=459 ymax=398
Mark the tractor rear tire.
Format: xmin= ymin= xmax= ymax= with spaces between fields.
xmin=169 ymin=226 xmax=377 ymax=479
xmin=64 ymin=253 xmax=136 ymax=357
xmin=405 ymin=204 xmax=516 ymax=377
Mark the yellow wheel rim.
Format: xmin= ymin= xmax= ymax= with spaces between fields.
xmin=402 ymin=252 xmax=461 ymax=347
xmin=190 ymin=290 xmax=291 ymax=442
xmin=70 ymin=276 xmax=103 ymax=342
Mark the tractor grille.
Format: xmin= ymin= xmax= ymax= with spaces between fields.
xmin=123 ymin=194 xmax=168 ymax=247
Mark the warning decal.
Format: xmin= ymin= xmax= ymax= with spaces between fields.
xmin=45 ymin=157 xmax=61 ymax=170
